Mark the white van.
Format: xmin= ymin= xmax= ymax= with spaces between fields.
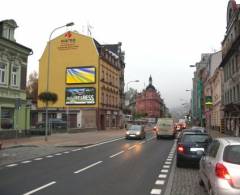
xmin=155 ymin=118 xmax=176 ymax=139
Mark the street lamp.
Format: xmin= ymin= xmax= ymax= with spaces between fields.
xmin=126 ymin=80 xmax=140 ymax=91
xmin=186 ymin=89 xmax=191 ymax=92
xmin=45 ymin=22 xmax=74 ymax=141
xmin=189 ymin=65 xmax=196 ymax=67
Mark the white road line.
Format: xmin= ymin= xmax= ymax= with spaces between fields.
xmin=54 ymin=153 xmax=62 ymax=156
xmin=21 ymin=161 xmax=32 ymax=164
xmin=158 ymin=174 xmax=167 ymax=178
xmin=150 ymin=189 xmax=162 ymax=194
xmin=6 ymin=164 xmax=18 ymax=167
xmin=166 ymin=159 xmax=172 ymax=161
xmin=147 ymin=137 xmax=155 ymax=141
xmin=63 ymin=151 xmax=70 ymax=154
xmin=34 ymin=158 xmax=43 ymax=161
xmin=163 ymin=165 xmax=170 ymax=169
xmin=46 ymin=155 xmax=53 ymax=158
xmin=72 ymin=148 xmax=82 ymax=151
xmin=139 ymin=141 xmax=146 ymax=144
xmin=74 ymin=161 xmax=103 ymax=174
xmin=161 ymin=169 xmax=169 ymax=173
xmin=128 ymin=145 xmax=136 ymax=150
xmin=23 ymin=181 xmax=56 ymax=195
xmin=165 ymin=161 xmax=172 ymax=165
xmin=155 ymin=180 xmax=165 ymax=185
xmin=84 ymin=137 xmax=124 ymax=149
xmin=110 ymin=151 xmax=124 ymax=158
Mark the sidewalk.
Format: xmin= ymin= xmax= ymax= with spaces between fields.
xmin=1 ymin=129 xmax=126 ymax=149
xmin=0 ymin=129 xmax=126 ymax=167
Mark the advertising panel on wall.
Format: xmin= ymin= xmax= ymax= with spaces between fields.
xmin=66 ymin=87 xmax=96 ymax=105
xmin=66 ymin=66 xmax=96 ymax=84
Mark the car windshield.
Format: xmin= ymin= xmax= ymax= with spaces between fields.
xmin=128 ymin=125 xmax=141 ymax=131
xmin=181 ymin=134 xmax=210 ymax=143
xmin=223 ymin=145 xmax=240 ymax=165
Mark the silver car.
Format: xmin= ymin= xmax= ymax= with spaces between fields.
xmin=199 ymin=137 xmax=240 ymax=195
xmin=125 ymin=125 xmax=146 ymax=140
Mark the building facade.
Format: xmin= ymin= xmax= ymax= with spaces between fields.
xmin=0 ymin=19 xmax=32 ymax=132
xmin=136 ymin=76 xmax=163 ymax=118
xmin=220 ymin=0 xmax=240 ymax=136
xmin=38 ymin=31 xmax=125 ymax=130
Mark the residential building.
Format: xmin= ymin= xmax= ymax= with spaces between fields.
xmin=220 ymin=0 xmax=240 ymax=136
xmin=191 ymin=54 xmax=211 ymax=126
xmin=0 ymin=19 xmax=32 ymax=132
xmin=38 ymin=31 xmax=125 ymax=130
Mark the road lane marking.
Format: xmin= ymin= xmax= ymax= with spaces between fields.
xmin=110 ymin=151 xmax=124 ymax=158
xmin=46 ymin=155 xmax=53 ymax=158
xmin=34 ymin=158 xmax=43 ymax=161
xmin=55 ymin=153 xmax=62 ymax=156
xmin=63 ymin=151 xmax=70 ymax=154
xmin=166 ymin=158 xmax=172 ymax=161
xmin=72 ymin=148 xmax=82 ymax=151
xmin=158 ymin=174 xmax=167 ymax=178
xmin=6 ymin=164 xmax=18 ymax=167
xmin=150 ymin=189 xmax=162 ymax=194
xmin=163 ymin=165 xmax=170 ymax=169
xmin=155 ymin=180 xmax=165 ymax=185
xmin=128 ymin=145 xmax=136 ymax=150
xmin=147 ymin=136 xmax=155 ymax=141
xmin=74 ymin=161 xmax=103 ymax=174
xmin=161 ymin=169 xmax=169 ymax=173
xmin=165 ymin=161 xmax=171 ymax=165
xmin=139 ymin=141 xmax=146 ymax=144
xmin=84 ymin=137 xmax=124 ymax=149
xmin=23 ymin=181 xmax=56 ymax=195
xmin=21 ymin=161 xmax=32 ymax=164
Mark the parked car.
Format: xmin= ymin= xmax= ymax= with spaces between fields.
xmin=176 ymin=132 xmax=212 ymax=167
xmin=36 ymin=118 xmax=67 ymax=129
xmin=125 ymin=125 xmax=146 ymax=140
xmin=155 ymin=118 xmax=176 ymax=139
xmin=199 ymin=137 xmax=240 ymax=195
xmin=177 ymin=127 xmax=208 ymax=141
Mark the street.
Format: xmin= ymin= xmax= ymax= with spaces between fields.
xmin=0 ymin=131 xmax=176 ymax=195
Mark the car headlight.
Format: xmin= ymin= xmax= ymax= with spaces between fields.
xmin=136 ymin=131 xmax=141 ymax=135
xmin=126 ymin=131 xmax=130 ymax=135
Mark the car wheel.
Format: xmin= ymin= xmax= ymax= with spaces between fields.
xmin=176 ymin=160 xmax=183 ymax=168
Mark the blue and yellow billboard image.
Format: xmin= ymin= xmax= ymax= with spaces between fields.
xmin=66 ymin=66 xmax=96 ymax=84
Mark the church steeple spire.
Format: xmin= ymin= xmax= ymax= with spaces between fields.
xmin=149 ymin=75 xmax=152 ymax=85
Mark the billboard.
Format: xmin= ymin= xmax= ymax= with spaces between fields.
xmin=66 ymin=66 xmax=96 ymax=84
xmin=65 ymin=87 xmax=96 ymax=105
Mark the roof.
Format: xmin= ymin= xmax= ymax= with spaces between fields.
xmin=217 ymin=137 xmax=240 ymax=145
xmin=146 ymin=84 xmax=156 ymax=91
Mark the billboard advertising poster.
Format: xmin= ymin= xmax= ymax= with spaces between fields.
xmin=66 ymin=66 xmax=96 ymax=84
xmin=66 ymin=87 xmax=96 ymax=105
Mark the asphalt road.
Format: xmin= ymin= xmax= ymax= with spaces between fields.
xmin=0 ymin=131 xmax=175 ymax=195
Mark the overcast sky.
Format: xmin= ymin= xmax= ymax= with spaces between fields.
xmin=1 ymin=0 xmax=231 ymax=108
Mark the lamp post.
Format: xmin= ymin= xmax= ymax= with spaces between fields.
xmin=126 ymin=80 xmax=140 ymax=92
xmin=45 ymin=22 xmax=74 ymax=141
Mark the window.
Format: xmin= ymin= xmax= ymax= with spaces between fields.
xmin=223 ymin=145 xmax=240 ymax=165
xmin=233 ymin=87 xmax=236 ymax=102
xmin=206 ymin=140 xmax=220 ymax=158
xmin=237 ymin=84 xmax=240 ymax=102
xmin=11 ymin=66 xmax=18 ymax=86
xmin=0 ymin=63 xmax=6 ymax=84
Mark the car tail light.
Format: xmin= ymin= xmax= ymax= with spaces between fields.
xmin=215 ymin=163 xmax=233 ymax=184
xmin=177 ymin=144 xmax=185 ymax=153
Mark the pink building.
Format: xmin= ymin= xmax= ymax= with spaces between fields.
xmin=136 ymin=76 xmax=161 ymax=118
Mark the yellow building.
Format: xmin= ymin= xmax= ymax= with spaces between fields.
xmin=38 ymin=31 xmax=125 ymax=130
